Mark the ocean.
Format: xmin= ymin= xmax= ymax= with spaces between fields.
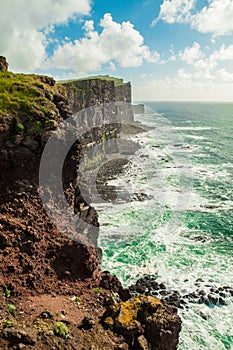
xmin=97 ymin=102 xmax=233 ymax=349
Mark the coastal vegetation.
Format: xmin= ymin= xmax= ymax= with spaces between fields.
xmin=0 ymin=71 xmax=57 ymax=115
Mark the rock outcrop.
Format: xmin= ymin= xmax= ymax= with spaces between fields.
xmin=129 ymin=275 xmax=233 ymax=309
xmin=102 ymin=295 xmax=182 ymax=350
xmin=0 ymin=56 xmax=8 ymax=71
xmin=62 ymin=76 xmax=133 ymax=121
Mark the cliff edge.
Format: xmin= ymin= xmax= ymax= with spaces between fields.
xmin=0 ymin=58 xmax=181 ymax=349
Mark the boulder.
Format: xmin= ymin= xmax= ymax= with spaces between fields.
xmin=102 ymin=295 xmax=182 ymax=350
xmin=0 ymin=56 xmax=8 ymax=71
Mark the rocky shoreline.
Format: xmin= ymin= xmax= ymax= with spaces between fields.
xmin=0 ymin=58 xmax=182 ymax=349
xmin=129 ymin=276 xmax=233 ymax=310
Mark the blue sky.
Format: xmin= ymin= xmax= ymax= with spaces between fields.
xmin=1 ymin=0 xmax=233 ymax=100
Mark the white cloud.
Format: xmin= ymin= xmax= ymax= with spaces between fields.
xmin=212 ymin=44 xmax=233 ymax=61
xmin=83 ymin=20 xmax=94 ymax=32
xmin=179 ymin=43 xmax=233 ymax=80
xmin=192 ymin=0 xmax=233 ymax=36
xmin=193 ymin=57 xmax=217 ymax=79
xmin=0 ymin=0 xmax=91 ymax=71
xmin=180 ymin=42 xmax=203 ymax=64
xmin=217 ymin=68 xmax=233 ymax=82
xmin=134 ymin=74 xmax=233 ymax=101
xmin=134 ymin=39 xmax=233 ymax=101
xmin=48 ymin=13 xmax=160 ymax=73
xmin=178 ymin=68 xmax=192 ymax=80
xmin=154 ymin=0 xmax=233 ymax=37
xmin=178 ymin=42 xmax=217 ymax=79
xmin=152 ymin=0 xmax=195 ymax=25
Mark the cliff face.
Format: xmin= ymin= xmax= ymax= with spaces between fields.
xmin=62 ymin=77 xmax=132 ymax=115
xmin=0 ymin=63 xmax=182 ymax=349
xmin=0 ymin=72 xmax=70 ymax=195
xmin=0 ymin=74 xmax=133 ymax=193
xmin=0 ymin=67 xmax=136 ymax=292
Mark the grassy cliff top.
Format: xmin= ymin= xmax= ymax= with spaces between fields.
xmin=59 ymin=75 xmax=126 ymax=86
xmin=0 ymin=71 xmax=64 ymax=116
xmin=0 ymin=71 xmax=126 ymax=117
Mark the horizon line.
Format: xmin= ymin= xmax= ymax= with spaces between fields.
xmin=133 ymin=100 xmax=233 ymax=103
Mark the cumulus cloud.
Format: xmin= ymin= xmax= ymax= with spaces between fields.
xmin=154 ymin=0 xmax=233 ymax=37
xmin=48 ymin=13 xmax=160 ymax=73
xmin=192 ymin=0 xmax=233 ymax=36
xmin=212 ymin=44 xmax=233 ymax=61
xmin=180 ymin=42 xmax=203 ymax=64
xmin=0 ymin=0 xmax=91 ymax=71
xmin=175 ymin=41 xmax=233 ymax=85
xmin=178 ymin=44 xmax=218 ymax=79
xmin=193 ymin=57 xmax=218 ymax=79
xmin=0 ymin=3 xmax=160 ymax=74
xmin=83 ymin=20 xmax=95 ymax=32
xmin=152 ymin=0 xmax=195 ymax=25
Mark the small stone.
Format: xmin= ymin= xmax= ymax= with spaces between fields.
xmin=40 ymin=310 xmax=53 ymax=319
xmin=218 ymin=297 xmax=226 ymax=305
xmin=199 ymin=290 xmax=206 ymax=296
xmin=79 ymin=316 xmax=95 ymax=330
xmin=135 ymin=335 xmax=149 ymax=350
xmin=159 ymin=283 xmax=166 ymax=290
xmin=114 ymin=344 xmax=129 ymax=350
xmin=159 ymin=290 xmax=168 ymax=296
xmin=208 ymin=294 xmax=217 ymax=305
xmin=136 ymin=285 xmax=146 ymax=293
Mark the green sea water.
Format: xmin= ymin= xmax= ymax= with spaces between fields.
xmin=97 ymin=102 xmax=233 ymax=349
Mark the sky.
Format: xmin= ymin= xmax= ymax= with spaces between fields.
xmin=1 ymin=0 xmax=233 ymax=101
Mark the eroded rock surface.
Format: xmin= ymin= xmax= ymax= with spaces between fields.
xmin=102 ymin=295 xmax=182 ymax=350
xmin=0 ymin=56 xmax=8 ymax=71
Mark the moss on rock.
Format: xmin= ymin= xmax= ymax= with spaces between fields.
xmin=102 ymin=295 xmax=181 ymax=350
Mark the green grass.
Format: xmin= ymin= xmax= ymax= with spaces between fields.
xmin=3 ymin=286 xmax=11 ymax=298
xmin=3 ymin=320 xmax=14 ymax=328
xmin=94 ymin=288 xmax=101 ymax=295
xmin=53 ymin=321 xmax=69 ymax=340
xmin=59 ymin=75 xmax=125 ymax=86
xmin=0 ymin=72 xmax=42 ymax=113
xmin=0 ymin=71 xmax=57 ymax=116
xmin=7 ymin=304 xmax=16 ymax=315
xmin=0 ymin=71 xmax=68 ymax=141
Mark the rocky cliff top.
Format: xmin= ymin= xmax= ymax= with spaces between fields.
xmin=60 ymin=75 xmax=126 ymax=86
xmin=0 ymin=56 xmax=8 ymax=71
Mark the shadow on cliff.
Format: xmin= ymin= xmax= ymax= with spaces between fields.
xmin=51 ymin=241 xmax=100 ymax=282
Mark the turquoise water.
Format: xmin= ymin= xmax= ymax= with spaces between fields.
xmin=97 ymin=102 xmax=233 ymax=349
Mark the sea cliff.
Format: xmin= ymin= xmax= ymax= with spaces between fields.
xmin=0 ymin=58 xmax=181 ymax=349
